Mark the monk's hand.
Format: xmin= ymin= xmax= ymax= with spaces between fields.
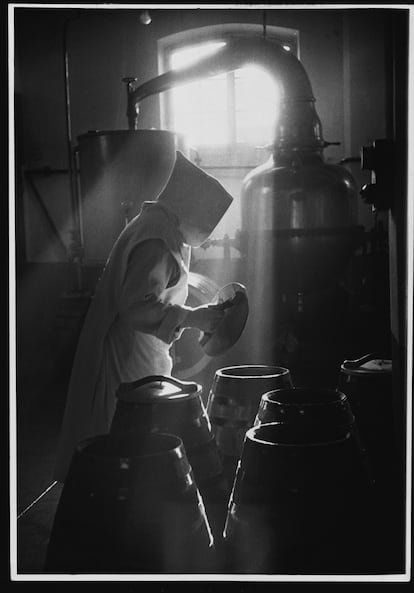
xmin=184 ymin=304 xmax=225 ymax=333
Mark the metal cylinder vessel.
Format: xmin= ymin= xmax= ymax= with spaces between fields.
xmin=77 ymin=129 xmax=186 ymax=262
xmin=238 ymin=148 xmax=362 ymax=364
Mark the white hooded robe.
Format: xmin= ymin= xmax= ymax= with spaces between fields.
xmin=53 ymin=202 xmax=191 ymax=482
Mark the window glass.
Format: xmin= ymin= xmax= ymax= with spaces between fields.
xmin=169 ymin=44 xmax=279 ymax=147
xmin=170 ymin=74 xmax=229 ymax=146
xmin=234 ymin=67 xmax=279 ymax=144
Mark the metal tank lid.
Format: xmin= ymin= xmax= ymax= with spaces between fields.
xmin=341 ymin=354 xmax=392 ymax=376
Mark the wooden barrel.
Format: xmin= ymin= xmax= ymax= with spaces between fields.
xmin=337 ymin=355 xmax=394 ymax=486
xmin=223 ymin=422 xmax=375 ymax=574
xmin=206 ymin=365 xmax=293 ymax=482
xmin=110 ymin=375 xmax=229 ymax=547
xmin=336 ymin=355 xmax=404 ymax=571
xmin=45 ymin=432 xmax=214 ymax=574
xmin=111 ymin=376 xmax=212 ymax=447
xmin=254 ymin=387 xmax=355 ymax=429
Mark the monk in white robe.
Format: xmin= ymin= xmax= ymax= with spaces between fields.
xmin=53 ymin=151 xmax=233 ymax=482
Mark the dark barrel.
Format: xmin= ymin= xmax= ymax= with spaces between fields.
xmin=207 ymin=365 xmax=293 ymax=484
xmin=111 ymin=376 xmax=213 ymax=447
xmin=110 ymin=375 xmax=229 ymax=549
xmin=337 ymin=355 xmax=404 ymax=572
xmin=45 ymin=432 xmax=214 ymax=574
xmin=337 ymin=355 xmax=394 ymax=486
xmin=223 ymin=422 xmax=376 ymax=574
xmin=254 ymin=387 xmax=355 ymax=428
xmin=207 ymin=366 xmax=294 ymax=454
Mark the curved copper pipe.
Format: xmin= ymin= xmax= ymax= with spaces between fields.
xmin=128 ymin=36 xmax=325 ymax=150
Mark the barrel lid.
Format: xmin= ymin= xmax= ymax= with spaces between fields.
xmin=116 ymin=375 xmax=200 ymax=403
xmin=199 ymin=282 xmax=249 ymax=357
xmin=341 ymin=354 xmax=392 ymax=376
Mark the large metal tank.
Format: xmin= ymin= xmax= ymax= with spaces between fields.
xmin=77 ymin=129 xmax=187 ymax=262
xmin=238 ymin=146 xmax=362 ymax=365
xmin=240 ymin=149 xmax=361 ymax=293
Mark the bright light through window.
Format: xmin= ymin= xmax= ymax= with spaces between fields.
xmin=169 ymin=43 xmax=279 ymax=147
xmin=171 ymin=41 xmax=226 ymax=70
xmin=234 ymin=66 xmax=279 ymax=144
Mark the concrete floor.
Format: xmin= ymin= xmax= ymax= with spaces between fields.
xmin=15 ymin=374 xmax=67 ymax=575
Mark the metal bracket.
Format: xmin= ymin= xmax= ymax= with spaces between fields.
xmin=360 ymin=138 xmax=395 ymax=211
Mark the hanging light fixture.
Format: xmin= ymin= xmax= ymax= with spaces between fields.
xmin=139 ymin=10 xmax=152 ymax=26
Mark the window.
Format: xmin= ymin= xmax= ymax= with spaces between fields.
xmin=169 ymin=43 xmax=279 ymax=147
xmin=158 ymin=25 xmax=299 ymax=249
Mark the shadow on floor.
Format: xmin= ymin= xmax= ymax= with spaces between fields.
xmin=15 ymin=376 xmax=68 ymax=575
